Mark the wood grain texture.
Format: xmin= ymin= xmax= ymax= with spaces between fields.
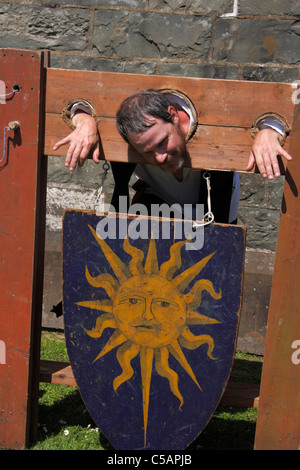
xmin=44 ymin=68 xmax=294 ymax=171
xmin=0 ymin=49 xmax=47 ymax=450
xmin=254 ymin=79 xmax=300 ymax=451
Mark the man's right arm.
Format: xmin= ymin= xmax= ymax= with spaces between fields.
xmin=53 ymin=102 xmax=100 ymax=171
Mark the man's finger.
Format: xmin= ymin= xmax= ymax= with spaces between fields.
xmin=69 ymin=148 xmax=82 ymax=171
xmin=246 ymin=153 xmax=256 ymax=171
xmin=269 ymin=153 xmax=281 ymax=178
xmin=92 ymin=144 xmax=100 ymax=164
xmin=53 ymin=135 xmax=71 ymax=150
xmin=253 ymin=150 xmax=268 ymax=178
xmin=278 ymin=146 xmax=293 ymax=162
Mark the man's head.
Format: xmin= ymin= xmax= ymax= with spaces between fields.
xmin=116 ymin=89 xmax=188 ymax=173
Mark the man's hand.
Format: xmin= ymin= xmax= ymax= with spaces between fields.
xmin=53 ymin=112 xmax=100 ymax=171
xmin=247 ymin=128 xmax=292 ymax=180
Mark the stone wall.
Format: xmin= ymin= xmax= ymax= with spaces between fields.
xmin=1 ymin=0 xmax=299 ymax=353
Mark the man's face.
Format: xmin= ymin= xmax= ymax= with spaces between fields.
xmin=128 ymin=108 xmax=187 ymax=174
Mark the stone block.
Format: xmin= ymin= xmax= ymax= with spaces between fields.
xmin=42 ymin=231 xmax=64 ymax=330
xmin=0 ymin=4 xmax=89 ymax=51
xmin=239 ymin=173 xmax=268 ymax=207
xmin=267 ymin=176 xmax=285 ymax=209
xmin=51 ymin=0 xmax=145 ymax=5
xmin=239 ymin=0 xmax=300 ymax=17
xmin=158 ymin=62 xmax=239 ymax=79
xmin=148 ymin=0 xmax=229 ymax=14
xmin=238 ymin=206 xmax=280 ymax=251
xmin=93 ymin=10 xmax=212 ymax=59
xmin=243 ymin=65 xmax=299 ymax=83
xmin=64 ymin=55 xmax=157 ymax=74
xmin=237 ymin=251 xmax=275 ymax=355
xmin=214 ymin=18 xmax=300 ymax=65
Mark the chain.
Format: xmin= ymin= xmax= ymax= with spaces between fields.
xmin=203 ymin=171 xmax=214 ymax=223
xmin=94 ymin=162 xmax=110 ymax=212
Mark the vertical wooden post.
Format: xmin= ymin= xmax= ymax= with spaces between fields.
xmin=254 ymin=83 xmax=300 ymax=450
xmin=0 ymin=49 xmax=47 ymax=449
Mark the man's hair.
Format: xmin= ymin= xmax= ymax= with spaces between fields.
xmin=116 ymin=89 xmax=173 ymax=143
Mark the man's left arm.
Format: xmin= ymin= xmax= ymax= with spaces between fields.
xmin=247 ymin=114 xmax=292 ymax=179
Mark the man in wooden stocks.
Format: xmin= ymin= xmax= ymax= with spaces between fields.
xmin=53 ymin=89 xmax=292 ymax=224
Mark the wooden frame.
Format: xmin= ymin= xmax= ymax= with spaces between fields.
xmin=0 ymin=48 xmax=299 ymax=450
xmin=0 ymin=49 xmax=48 ymax=449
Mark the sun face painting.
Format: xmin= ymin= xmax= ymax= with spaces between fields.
xmin=77 ymin=225 xmax=222 ymax=446
xmin=63 ymin=210 xmax=245 ymax=450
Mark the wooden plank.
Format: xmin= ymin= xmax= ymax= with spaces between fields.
xmin=44 ymin=114 xmax=290 ymax=172
xmin=0 ymin=49 xmax=47 ymax=450
xmin=39 ymin=360 xmax=77 ymax=386
xmin=39 ymin=360 xmax=259 ymax=408
xmin=45 ymin=68 xmax=295 ymax=127
xmin=44 ymin=68 xmax=294 ymax=170
xmin=254 ymin=77 xmax=300 ymax=450
xmin=221 ymin=382 xmax=260 ymax=408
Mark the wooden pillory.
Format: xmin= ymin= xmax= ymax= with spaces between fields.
xmin=0 ymin=48 xmax=299 ymax=449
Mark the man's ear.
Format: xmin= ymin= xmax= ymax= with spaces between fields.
xmin=168 ymin=106 xmax=179 ymax=124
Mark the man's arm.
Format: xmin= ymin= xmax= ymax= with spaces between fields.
xmin=53 ymin=102 xmax=100 ymax=171
xmin=247 ymin=114 xmax=292 ymax=179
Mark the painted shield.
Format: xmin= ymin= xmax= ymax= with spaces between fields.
xmin=63 ymin=209 xmax=246 ymax=450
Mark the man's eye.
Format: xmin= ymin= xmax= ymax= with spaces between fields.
xmin=158 ymin=137 xmax=168 ymax=148
xmin=129 ymin=298 xmax=140 ymax=305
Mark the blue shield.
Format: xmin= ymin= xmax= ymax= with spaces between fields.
xmin=63 ymin=209 xmax=245 ymax=450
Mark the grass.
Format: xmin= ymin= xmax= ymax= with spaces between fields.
xmin=27 ymin=329 xmax=263 ymax=451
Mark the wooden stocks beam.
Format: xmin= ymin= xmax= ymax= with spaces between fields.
xmin=44 ymin=68 xmax=295 ymax=172
xmin=0 ymin=49 xmax=48 ymax=449
xmin=254 ymin=81 xmax=300 ymax=450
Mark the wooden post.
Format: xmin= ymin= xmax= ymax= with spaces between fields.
xmin=0 ymin=49 xmax=48 ymax=449
xmin=254 ymin=81 xmax=300 ymax=450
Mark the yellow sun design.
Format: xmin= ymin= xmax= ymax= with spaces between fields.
xmin=78 ymin=225 xmax=222 ymax=446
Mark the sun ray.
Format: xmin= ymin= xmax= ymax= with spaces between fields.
xmin=168 ymin=341 xmax=202 ymax=391
xmin=187 ymin=309 xmax=221 ymax=325
xmin=85 ymin=267 xmax=118 ymax=298
xmin=144 ymin=237 xmax=159 ymax=275
xmin=155 ymin=347 xmax=184 ymax=410
xmin=179 ymin=327 xmax=216 ymax=360
xmin=113 ymin=342 xmax=140 ymax=392
xmin=159 ymin=239 xmax=188 ymax=281
xmin=88 ymin=225 xmax=131 ymax=283
xmin=92 ymin=329 xmax=127 ymax=363
xmin=76 ymin=299 xmax=113 ymax=313
xmin=123 ymin=236 xmax=145 ymax=276
xmin=82 ymin=313 xmax=116 ymax=338
xmin=184 ymin=279 xmax=222 ymax=309
xmin=140 ymin=347 xmax=154 ymax=447
xmin=172 ymin=252 xmax=215 ymax=293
